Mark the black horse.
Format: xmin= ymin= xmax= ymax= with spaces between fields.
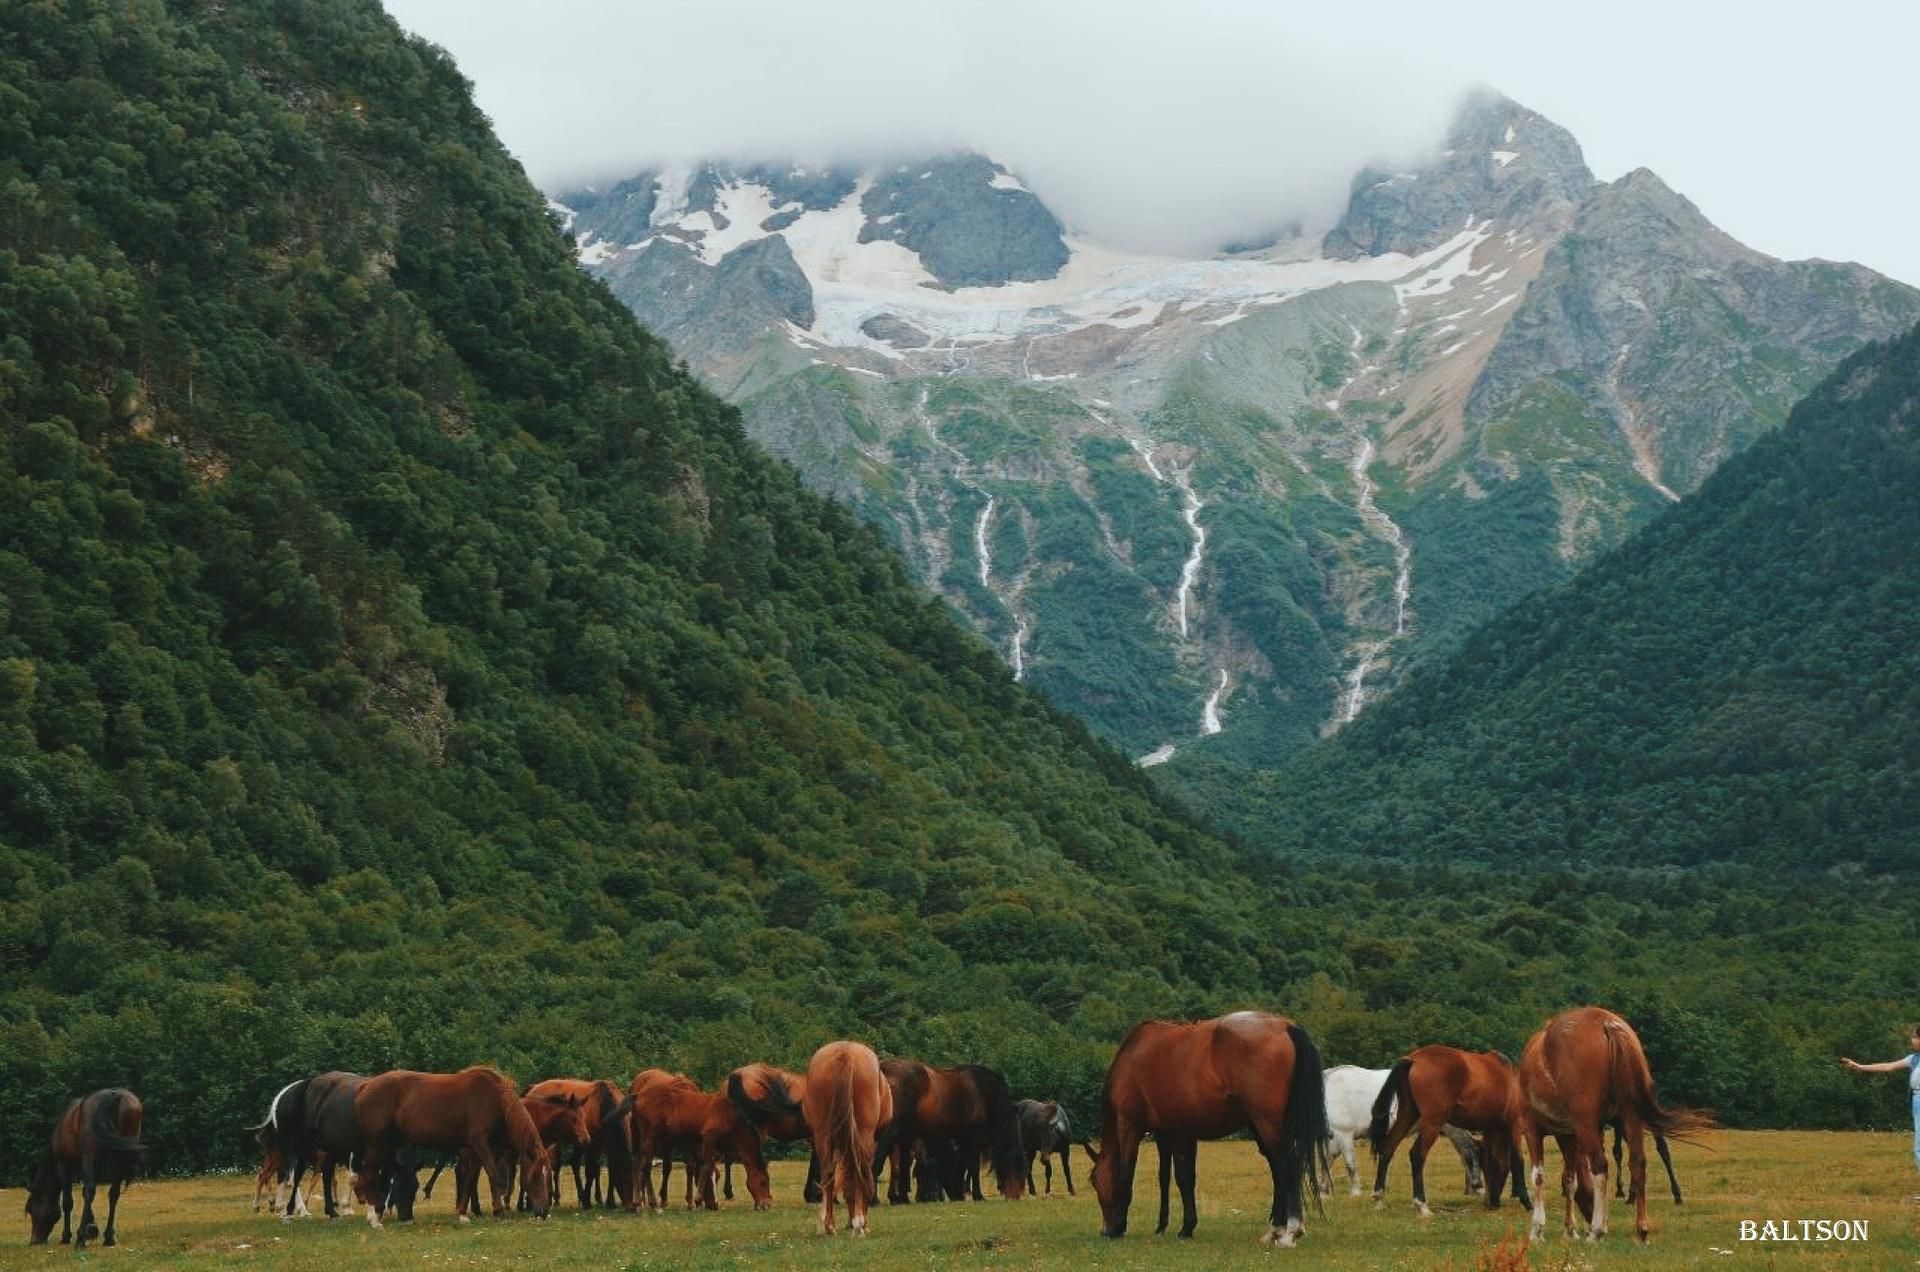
xmin=286 ymin=1071 xmax=374 ymax=1219
xmin=1016 ymin=1099 xmax=1075 ymax=1196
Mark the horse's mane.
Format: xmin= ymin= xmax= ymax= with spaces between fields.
xmin=23 ymin=1146 xmax=57 ymax=1215
xmin=465 ymin=1067 xmax=541 ymax=1153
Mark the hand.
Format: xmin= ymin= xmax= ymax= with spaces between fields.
xmin=1841 ymin=1058 xmax=1862 ymax=1072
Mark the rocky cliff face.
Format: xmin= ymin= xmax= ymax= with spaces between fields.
xmin=555 ymin=93 xmax=1920 ymax=783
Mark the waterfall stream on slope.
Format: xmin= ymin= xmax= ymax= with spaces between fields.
xmin=1338 ymin=437 xmax=1414 ymax=724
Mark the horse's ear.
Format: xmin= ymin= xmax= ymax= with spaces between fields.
xmin=568 ymin=1094 xmax=585 ymax=1108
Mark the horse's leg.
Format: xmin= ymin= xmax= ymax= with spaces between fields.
xmin=102 ymin=1175 xmax=123 ymax=1247
xmin=1652 ymin=1131 xmax=1682 ymax=1204
xmin=76 ymin=1152 xmax=99 ymax=1249
xmin=816 ymin=1142 xmax=837 ymax=1236
xmin=804 ymin=1148 xmax=822 ymax=1204
xmin=1370 ymin=1096 xmax=1418 ymax=1203
xmin=1579 ymin=1122 xmax=1608 ymax=1241
xmin=1172 ymin=1139 xmax=1199 ymax=1239
xmin=1331 ymin=1130 xmax=1359 ymax=1196
xmin=1250 ymin=1118 xmax=1303 ymax=1247
xmin=1612 ymin=1122 xmax=1626 ymax=1199
xmin=723 ymin=1158 xmax=734 ymax=1202
xmin=58 ymin=1165 xmax=74 ymax=1245
xmin=1524 ymin=1122 xmax=1548 ymax=1243
xmin=1409 ymin=1121 xmax=1443 ymax=1218
xmin=1550 ymin=1132 xmax=1578 ymax=1239
xmin=1062 ymin=1144 xmax=1075 ymax=1197
xmin=1623 ymin=1115 xmax=1651 ymax=1245
xmin=1154 ymin=1139 xmax=1172 ymax=1234
xmin=1041 ymin=1150 xmax=1051 ymax=1197
xmin=887 ymin=1135 xmax=910 ymax=1205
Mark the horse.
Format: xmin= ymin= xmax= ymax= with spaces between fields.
xmin=249 ymin=1079 xmax=319 ymax=1218
xmin=1081 ymin=1011 xmax=1328 ymax=1247
xmin=1323 ymin=1065 xmax=1482 ymax=1198
xmin=1518 ymin=1007 xmax=1713 ymax=1244
xmin=25 ymin=1089 xmax=144 ymax=1249
xmin=524 ymin=1079 xmax=634 ymax=1210
xmin=626 ymin=1069 xmax=770 ymax=1211
xmin=727 ymin=1064 xmax=816 ymax=1201
xmin=431 ymin=1095 xmax=590 ymax=1215
xmin=1015 ymin=1100 xmax=1074 ymax=1197
xmin=1366 ymin=1047 xmax=1533 ymax=1217
xmin=287 ymin=1071 xmax=365 ymax=1220
xmin=879 ymin=1059 xmax=1025 ymax=1202
xmin=353 ymin=1067 xmax=554 ymax=1226
xmin=803 ymin=1040 xmax=894 ymax=1236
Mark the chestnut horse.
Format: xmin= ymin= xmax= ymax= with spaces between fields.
xmin=25 ymin=1088 xmax=144 ymax=1249
xmin=436 ymin=1095 xmax=588 ymax=1215
xmin=1082 ymin=1012 xmax=1328 ymax=1247
xmin=803 ymin=1040 xmax=894 ymax=1236
xmin=727 ymin=1064 xmax=817 ymax=1201
xmin=627 ymin=1069 xmax=770 ymax=1211
xmin=1519 ymin=1007 xmax=1712 ymax=1244
xmin=1367 ymin=1046 xmax=1533 ymax=1216
xmin=354 ymin=1067 xmax=553 ymax=1225
xmin=880 ymin=1059 xmax=1025 ymax=1202
xmin=525 ymin=1078 xmax=634 ymax=1210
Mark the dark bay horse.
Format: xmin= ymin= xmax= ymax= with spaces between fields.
xmin=26 ymin=1089 xmax=143 ymax=1249
xmin=803 ymin=1041 xmax=893 ymax=1236
xmin=1367 ymin=1045 xmax=1533 ymax=1216
xmin=627 ymin=1069 xmax=770 ymax=1211
xmin=354 ymin=1067 xmax=553 ymax=1225
xmin=250 ymin=1079 xmax=311 ymax=1217
xmin=1519 ymin=1007 xmax=1712 ymax=1244
xmin=1083 ymin=1011 xmax=1328 ymax=1247
xmin=880 ymin=1059 xmax=1025 ymax=1202
xmin=1015 ymin=1099 xmax=1074 ymax=1197
xmin=525 ymin=1078 xmax=633 ymax=1210
xmin=288 ymin=1071 xmax=364 ymax=1219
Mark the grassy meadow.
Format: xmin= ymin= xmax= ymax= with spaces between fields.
xmin=4 ymin=1132 xmax=1916 ymax=1269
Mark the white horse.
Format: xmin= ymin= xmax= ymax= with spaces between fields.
xmin=1324 ymin=1065 xmax=1482 ymax=1197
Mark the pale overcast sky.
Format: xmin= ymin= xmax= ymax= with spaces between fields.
xmin=382 ymin=0 xmax=1919 ymax=285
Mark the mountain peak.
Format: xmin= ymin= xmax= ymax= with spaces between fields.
xmin=1322 ymin=89 xmax=1593 ymax=260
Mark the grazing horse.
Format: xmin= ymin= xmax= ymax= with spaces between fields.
xmin=1015 ymin=1100 xmax=1075 ymax=1197
xmin=288 ymin=1071 xmax=364 ymax=1220
xmin=354 ymin=1067 xmax=554 ymax=1226
xmin=25 ymin=1089 xmax=144 ymax=1249
xmin=525 ymin=1078 xmax=634 ymax=1210
xmin=727 ymin=1064 xmax=816 ymax=1201
xmin=1082 ymin=1011 xmax=1328 ymax=1247
xmin=880 ymin=1060 xmax=1025 ymax=1202
xmin=803 ymin=1040 xmax=894 ymax=1236
xmin=432 ymin=1094 xmax=588 ymax=1216
xmin=1367 ymin=1047 xmax=1532 ymax=1217
xmin=627 ymin=1070 xmax=771 ymax=1211
xmin=1323 ymin=1065 xmax=1482 ymax=1198
xmin=1519 ymin=1007 xmax=1712 ymax=1244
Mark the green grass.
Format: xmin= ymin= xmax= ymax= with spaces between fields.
xmin=9 ymin=1132 xmax=1917 ymax=1268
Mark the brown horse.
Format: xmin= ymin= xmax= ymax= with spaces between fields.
xmin=727 ymin=1064 xmax=818 ymax=1200
xmin=1082 ymin=1012 xmax=1328 ymax=1247
xmin=354 ymin=1067 xmax=553 ymax=1225
xmin=1518 ymin=1007 xmax=1712 ymax=1244
xmin=525 ymin=1078 xmax=634 ymax=1210
xmin=803 ymin=1041 xmax=893 ymax=1236
xmin=25 ymin=1089 xmax=143 ymax=1249
xmin=627 ymin=1069 xmax=770 ymax=1211
xmin=1367 ymin=1046 xmax=1533 ymax=1216
xmin=438 ymin=1094 xmax=589 ymax=1215
xmin=880 ymin=1059 xmax=1025 ymax=1202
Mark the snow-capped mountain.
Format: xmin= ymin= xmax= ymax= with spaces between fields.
xmin=555 ymin=91 xmax=1920 ymax=785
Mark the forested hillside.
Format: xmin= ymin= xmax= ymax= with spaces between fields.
xmin=1241 ymin=324 xmax=1920 ymax=872
xmin=0 ymin=0 xmax=1912 ymax=1179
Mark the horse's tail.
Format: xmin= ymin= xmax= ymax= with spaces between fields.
xmin=1606 ymin=1018 xmax=1715 ymax=1145
xmin=974 ymin=1067 xmax=1025 ymax=1192
xmin=728 ymin=1070 xmax=800 ymax=1132
xmin=88 ymin=1090 xmax=144 ymax=1155
xmin=1367 ymin=1057 xmax=1412 ymax=1158
xmin=1277 ymin=1024 xmax=1329 ymax=1217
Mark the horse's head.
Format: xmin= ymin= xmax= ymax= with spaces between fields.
xmin=539 ymin=1093 xmax=592 ymax=1146
xmin=522 ymin=1144 xmax=555 ymax=1218
xmin=25 ymin=1151 xmax=61 ymax=1245
xmin=1081 ymin=1139 xmax=1125 ymax=1237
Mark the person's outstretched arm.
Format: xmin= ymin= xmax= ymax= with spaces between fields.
xmin=1841 ymin=1057 xmax=1912 ymax=1073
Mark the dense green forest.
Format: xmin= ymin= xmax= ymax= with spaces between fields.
xmin=0 ymin=0 xmax=1913 ymax=1180
xmin=1232 ymin=325 xmax=1920 ymax=873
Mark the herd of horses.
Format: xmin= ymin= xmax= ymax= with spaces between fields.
xmin=24 ymin=1004 xmax=1711 ymax=1250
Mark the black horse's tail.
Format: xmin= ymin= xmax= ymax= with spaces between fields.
xmin=970 ymin=1067 xmax=1025 ymax=1196
xmin=1276 ymin=1024 xmax=1329 ymax=1220
xmin=1367 ymin=1057 xmax=1413 ymax=1158
xmin=88 ymin=1089 xmax=144 ymax=1156
xmin=728 ymin=1071 xmax=800 ymax=1132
